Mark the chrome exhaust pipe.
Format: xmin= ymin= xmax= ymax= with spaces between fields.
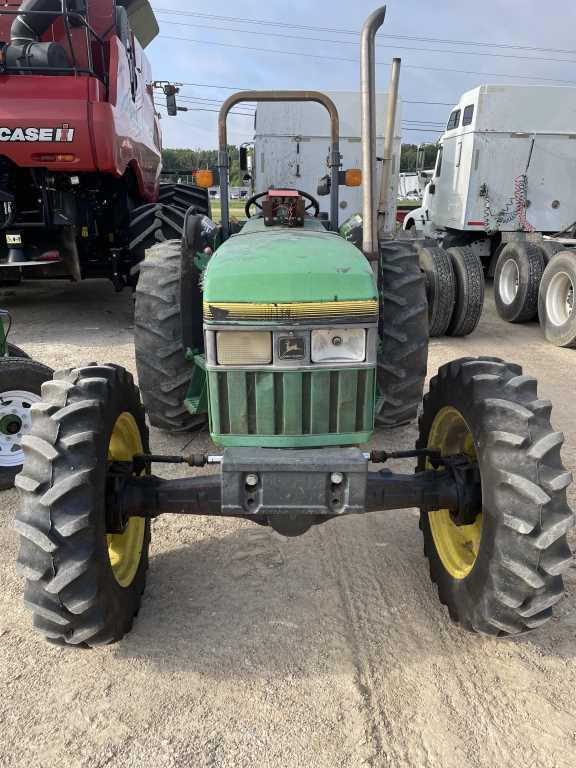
xmin=361 ymin=5 xmax=387 ymax=260
xmin=378 ymin=57 xmax=401 ymax=236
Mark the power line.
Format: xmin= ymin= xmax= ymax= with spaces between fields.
xmin=158 ymin=35 xmax=576 ymax=86
xmin=153 ymin=7 xmax=576 ymax=57
xmin=154 ymin=102 xmax=255 ymax=117
xmin=158 ymin=18 xmax=576 ymax=65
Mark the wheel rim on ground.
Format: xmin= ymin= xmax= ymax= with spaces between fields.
xmin=0 ymin=389 xmax=40 ymax=468
xmin=107 ymin=412 xmax=145 ymax=588
xmin=546 ymin=271 xmax=574 ymax=327
xmin=427 ymin=406 xmax=483 ymax=580
xmin=499 ymin=259 xmax=520 ymax=305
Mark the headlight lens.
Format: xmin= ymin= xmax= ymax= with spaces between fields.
xmin=311 ymin=328 xmax=366 ymax=363
xmin=216 ymin=331 xmax=272 ymax=365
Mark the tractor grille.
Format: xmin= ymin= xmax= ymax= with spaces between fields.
xmin=208 ymin=368 xmax=375 ymax=444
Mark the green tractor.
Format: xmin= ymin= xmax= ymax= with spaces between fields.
xmin=15 ymin=7 xmax=573 ymax=646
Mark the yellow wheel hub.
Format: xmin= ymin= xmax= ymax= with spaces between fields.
xmin=107 ymin=412 xmax=145 ymax=588
xmin=427 ymin=406 xmax=482 ymax=580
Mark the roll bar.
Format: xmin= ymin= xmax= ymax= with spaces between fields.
xmin=218 ymin=91 xmax=341 ymax=238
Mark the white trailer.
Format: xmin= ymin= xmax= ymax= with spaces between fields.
xmin=403 ymin=84 xmax=576 ymax=347
xmin=253 ymin=92 xmax=402 ymax=226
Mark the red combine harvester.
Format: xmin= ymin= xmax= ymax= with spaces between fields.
xmin=0 ymin=0 xmax=209 ymax=288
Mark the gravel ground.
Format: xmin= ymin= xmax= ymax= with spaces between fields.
xmin=0 ymin=279 xmax=575 ymax=768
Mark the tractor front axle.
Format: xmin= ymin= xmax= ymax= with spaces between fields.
xmin=106 ymin=447 xmax=482 ymax=536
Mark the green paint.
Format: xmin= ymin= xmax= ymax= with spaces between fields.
xmin=203 ymin=217 xmax=376 ymax=305
xmin=211 ymin=431 xmax=374 ymax=448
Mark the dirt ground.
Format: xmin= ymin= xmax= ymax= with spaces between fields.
xmin=0 ymin=280 xmax=575 ymax=768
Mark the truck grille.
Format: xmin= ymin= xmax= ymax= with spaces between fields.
xmin=208 ymin=368 xmax=375 ymax=444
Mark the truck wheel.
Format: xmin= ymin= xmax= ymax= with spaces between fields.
xmin=538 ymin=251 xmax=576 ymax=347
xmin=494 ymin=241 xmax=545 ymax=323
xmin=446 ymin=246 xmax=485 ymax=336
xmin=376 ymin=240 xmax=428 ymax=428
xmin=417 ymin=357 xmax=573 ymax=635
xmin=0 ymin=358 xmax=52 ymax=490
xmin=418 ymin=246 xmax=456 ymax=337
xmin=15 ymin=364 xmax=150 ymax=645
xmin=540 ymin=241 xmax=565 ymax=265
xmin=135 ymin=240 xmax=206 ymax=431
xmin=159 ymin=184 xmax=210 ymax=215
xmin=128 ymin=203 xmax=185 ymax=267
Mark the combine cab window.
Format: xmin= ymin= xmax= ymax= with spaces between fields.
xmin=462 ymin=105 xmax=474 ymax=126
xmin=446 ymin=109 xmax=461 ymax=131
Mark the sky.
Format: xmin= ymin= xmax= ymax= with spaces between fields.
xmin=145 ymin=0 xmax=576 ymax=149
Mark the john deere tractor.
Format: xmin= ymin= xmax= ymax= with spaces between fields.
xmin=15 ymin=7 xmax=573 ymax=646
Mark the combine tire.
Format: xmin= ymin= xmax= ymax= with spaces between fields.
xmin=446 ymin=246 xmax=485 ymax=336
xmin=0 ymin=358 xmax=52 ymax=490
xmin=418 ymin=246 xmax=456 ymax=337
xmin=418 ymin=356 xmax=574 ymax=635
xmin=376 ymin=239 xmax=428 ymax=428
xmin=494 ymin=241 xmax=545 ymax=323
xmin=538 ymin=251 xmax=576 ymax=347
xmin=15 ymin=364 xmax=150 ymax=645
xmin=159 ymin=183 xmax=210 ymax=215
xmin=128 ymin=203 xmax=185 ymax=267
xmin=135 ymin=240 xmax=206 ymax=431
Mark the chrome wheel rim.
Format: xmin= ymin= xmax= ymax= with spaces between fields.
xmin=546 ymin=271 xmax=574 ymax=327
xmin=0 ymin=389 xmax=40 ymax=468
xmin=500 ymin=259 xmax=520 ymax=305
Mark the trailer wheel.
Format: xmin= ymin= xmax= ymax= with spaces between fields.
xmin=15 ymin=364 xmax=150 ymax=645
xmin=418 ymin=246 xmax=456 ymax=337
xmin=0 ymin=358 xmax=52 ymax=490
xmin=538 ymin=251 xmax=576 ymax=347
xmin=494 ymin=241 xmax=545 ymax=323
xmin=540 ymin=241 xmax=565 ymax=265
xmin=417 ymin=357 xmax=574 ymax=635
xmin=135 ymin=240 xmax=206 ymax=431
xmin=446 ymin=246 xmax=485 ymax=337
xmin=376 ymin=239 xmax=428 ymax=428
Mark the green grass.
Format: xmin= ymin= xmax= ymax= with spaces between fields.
xmin=210 ymin=200 xmax=247 ymax=223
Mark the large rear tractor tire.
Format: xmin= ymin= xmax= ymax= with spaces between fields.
xmin=417 ymin=357 xmax=574 ymax=636
xmin=494 ymin=241 xmax=545 ymax=323
xmin=128 ymin=203 xmax=186 ymax=269
xmin=376 ymin=239 xmax=428 ymax=428
xmin=538 ymin=250 xmax=576 ymax=348
xmin=15 ymin=364 xmax=151 ymax=645
xmin=0 ymin=357 xmax=52 ymax=490
xmin=446 ymin=246 xmax=485 ymax=337
xmin=418 ymin=246 xmax=456 ymax=337
xmin=159 ymin=183 xmax=210 ymax=215
xmin=135 ymin=240 xmax=206 ymax=432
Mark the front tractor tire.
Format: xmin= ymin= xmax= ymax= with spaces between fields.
xmin=417 ymin=357 xmax=574 ymax=635
xmin=15 ymin=364 xmax=151 ymax=646
xmin=376 ymin=239 xmax=429 ymax=428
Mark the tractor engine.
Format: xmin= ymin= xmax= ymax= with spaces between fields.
xmin=201 ymin=195 xmax=379 ymax=448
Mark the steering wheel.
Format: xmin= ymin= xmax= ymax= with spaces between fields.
xmin=244 ymin=190 xmax=321 ymax=219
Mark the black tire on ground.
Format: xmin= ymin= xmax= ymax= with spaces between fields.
xmin=418 ymin=246 xmax=456 ymax=337
xmin=159 ymin=183 xmax=210 ymax=215
xmin=376 ymin=239 xmax=429 ymax=428
xmin=5 ymin=343 xmax=30 ymax=358
xmin=0 ymin=358 xmax=53 ymax=490
xmin=128 ymin=203 xmax=186 ymax=268
xmin=16 ymin=364 xmax=150 ymax=645
xmin=539 ymin=240 xmax=565 ymax=265
xmin=538 ymin=250 xmax=576 ymax=348
xmin=135 ymin=240 xmax=206 ymax=431
xmin=445 ymin=246 xmax=485 ymax=337
xmin=493 ymin=241 xmax=545 ymax=323
xmin=417 ymin=356 xmax=574 ymax=636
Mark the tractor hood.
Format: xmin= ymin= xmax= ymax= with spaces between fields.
xmin=203 ymin=218 xmax=377 ymax=313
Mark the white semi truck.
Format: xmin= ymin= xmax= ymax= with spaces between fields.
xmin=404 ymin=84 xmax=576 ymax=347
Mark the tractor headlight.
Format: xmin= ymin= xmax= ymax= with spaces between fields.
xmin=311 ymin=328 xmax=366 ymax=363
xmin=216 ymin=331 xmax=272 ymax=365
